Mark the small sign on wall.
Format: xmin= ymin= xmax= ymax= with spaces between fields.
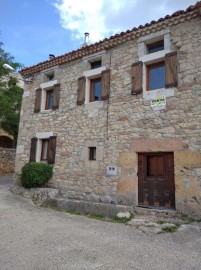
xmin=151 ymin=95 xmax=166 ymax=110
xmin=106 ymin=166 xmax=118 ymax=176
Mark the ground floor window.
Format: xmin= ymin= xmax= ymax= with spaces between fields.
xmin=41 ymin=139 xmax=49 ymax=161
xmin=89 ymin=147 xmax=96 ymax=160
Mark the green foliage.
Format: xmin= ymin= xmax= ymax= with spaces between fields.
xmin=161 ymin=225 xmax=179 ymax=233
xmin=0 ymin=42 xmax=23 ymax=147
xmin=0 ymin=41 xmax=22 ymax=76
xmin=21 ymin=162 xmax=53 ymax=188
xmin=112 ymin=215 xmax=133 ymax=224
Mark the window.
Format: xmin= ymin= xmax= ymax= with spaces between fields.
xmin=41 ymin=139 xmax=49 ymax=161
xmin=91 ymin=60 xmax=102 ymax=69
xmin=46 ymin=73 xmax=54 ymax=81
xmin=89 ymin=147 xmax=96 ymax=160
xmin=90 ymin=78 xmax=102 ymax=101
xmin=77 ymin=69 xmax=110 ymax=105
xmin=34 ymin=82 xmax=60 ymax=112
xmin=146 ymin=62 xmax=165 ymax=91
xmin=147 ymin=40 xmax=164 ymax=54
xmin=29 ymin=135 xmax=57 ymax=164
xmin=135 ymin=30 xmax=177 ymax=99
xmin=45 ymin=89 xmax=53 ymax=110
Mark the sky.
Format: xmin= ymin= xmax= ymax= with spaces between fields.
xmin=0 ymin=0 xmax=198 ymax=68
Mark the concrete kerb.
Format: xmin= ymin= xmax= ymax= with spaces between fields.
xmin=45 ymin=198 xmax=134 ymax=217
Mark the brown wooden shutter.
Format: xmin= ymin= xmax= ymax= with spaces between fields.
xmin=101 ymin=69 xmax=110 ymax=100
xmin=77 ymin=76 xmax=85 ymax=105
xmin=53 ymin=83 xmax=60 ymax=110
xmin=34 ymin=88 xmax=42 ymax=113
xmin=48 ymin=136 xmax=57 ymax=164
xmin=131 ymin=61 xmax=143 ymax=95
xmin=165 ymin=52 xmax=178 ymax=88
xmin=29 ymin=137 xmax=37 ymax=162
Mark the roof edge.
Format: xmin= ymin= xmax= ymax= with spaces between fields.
xmin=20 ymin=1 xmax=201 ymax=77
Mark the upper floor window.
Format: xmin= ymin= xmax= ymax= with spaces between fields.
xmin=77 ymin=69 xmax=110 ymax=105
xmin=45 ymin=89 xmax=53 ymax=110
xmin=90 ymin=78 xmax=102 ymax=101
xmin=134 ymin=30 xmax=177 ymax=100
xmin=34 ymin=82 xmax=60 ymax=113
xmin=91 ymin=60 xmax=102 ymax=69
xmin=46 ymin=73 xmax=54 ymax=81
xmin=147 ymin=62 xmax=165 ymax=91
xmin=147 ymin=40 xmax=164 ymax=54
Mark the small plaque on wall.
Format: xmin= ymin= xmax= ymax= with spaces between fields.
xmin=105 ymin=166 xmax=118 ymax=176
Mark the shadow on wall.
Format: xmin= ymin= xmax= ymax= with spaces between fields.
xmin=0 ymin=136 xmax=13 ymax=148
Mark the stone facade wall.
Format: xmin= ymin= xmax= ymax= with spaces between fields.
xmin=0 ymin=148 xmax=16 ymax=174
xmin=16 ymin=17 xmax=201 ymax=216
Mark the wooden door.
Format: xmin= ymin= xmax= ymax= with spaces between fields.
xmin=138 ymin=153 xmax=175 ymax=209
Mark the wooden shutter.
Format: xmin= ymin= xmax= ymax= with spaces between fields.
xmin=29 ymin=137 xmax=37 ymax=162
xmin=34 ymin=88 xmax=42 ymax=113
xmin=101 ymin=69 xmax=110 ymax=100
xmin=77 ymin=76 xmax=85 ymax=105
xmin=53 ymin=83 xmax=60 ymax=110
xmin=47 ymin=136 xmax=57 ymax=164
xmin=131 ymin=61 xmax=143 ymax=95
xmin=165 ymin=52 xmax=178 ymax=88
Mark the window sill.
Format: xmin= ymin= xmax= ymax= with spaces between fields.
xmin=143 ymin=87 xmax=175 ymax=101
xmin=40 ymin=79 xmax=57 ymax=89
xmin=83 ymin=66 xmax=106 ymax=79
xmin=40 ymin=109 xmax=53 ymax=113
xmin=139 ymin=49 xmax=171 ymax=64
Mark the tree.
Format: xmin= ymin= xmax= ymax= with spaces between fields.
xmin=0 ymin=41 xmax=23 ymax=148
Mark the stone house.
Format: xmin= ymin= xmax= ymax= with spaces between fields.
xmin=16 ymin=2 xmax=201 ymax=216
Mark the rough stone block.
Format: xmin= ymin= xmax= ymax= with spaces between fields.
xmin=119 ymin=152 xmax=137 ymax=166
xmin=117 ymin=176 xmax=136 ymax=205
xmin=131 ymin=138 xmax=185 ymax=152
xmin=174 ymin=151 xmax=201 ymax=165
xmin=175 ymin=176 xmax=199 ymax=199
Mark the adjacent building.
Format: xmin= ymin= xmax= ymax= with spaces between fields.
xmin=16 ymin=2 xmax=201 ymax=216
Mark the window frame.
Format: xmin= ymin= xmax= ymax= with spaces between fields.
xmin=45 ymin=89 xmax=54 ymax=110
xmin=90 ymin=77 xmax=102 ymax=102
xmin=146 ymin=61 xmax=165 ymax=91
xmin=40 ymin=139 xmax=49 ymax=161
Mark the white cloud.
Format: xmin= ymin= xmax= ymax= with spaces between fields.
xmin=53 ymin=0 xmax=197 ymax=44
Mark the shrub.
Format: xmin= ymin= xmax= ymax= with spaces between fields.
xmin=21 ymin=162 xmax=53 ymax=188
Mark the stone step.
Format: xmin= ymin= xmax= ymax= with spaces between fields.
xmin=135 ymin=206 xmax=178 ymax=218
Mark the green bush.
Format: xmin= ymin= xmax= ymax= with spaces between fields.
xmin=21 ymin=162 xmax=53 ymax=188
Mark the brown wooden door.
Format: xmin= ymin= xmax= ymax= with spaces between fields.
xmin=138 ymin=153 xmax=175 ymax=209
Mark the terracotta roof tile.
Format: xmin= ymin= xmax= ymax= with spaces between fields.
xmin=20 ymin=1 xmax=201 ymax=77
